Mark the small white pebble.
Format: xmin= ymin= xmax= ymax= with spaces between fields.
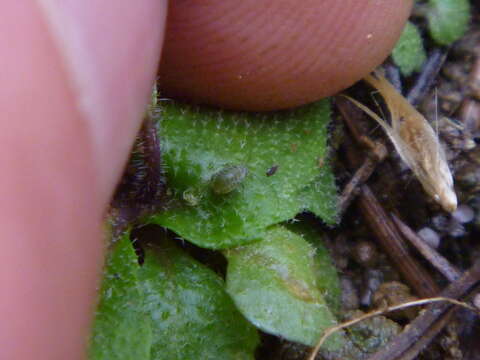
xmin=452 ymin=204 xmax=475 ymax=224
xmin=417 ymin=227 xmax=440 ymax=248
xmin=432 ymin=214 xmax=450 ymax=232
xmin=473 ymin=293 xmax=480 ymax=310
xmin=448 ymin=220 xmax=467 ymax=238
xmin=464 ymin=139 xmax=476 ymax=150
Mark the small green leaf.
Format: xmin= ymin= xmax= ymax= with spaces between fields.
xmin=392 ymin=22 xmax=427 ymax=76
xmin=89 ymin=232 xmax=152 ymax=360
xmin=147 ymin=99 xmax=338 ymax=249
xmin=139 ymin=240 xmax=259 ymax=360
xmin=284 ymin=221 xmax=341 ymax=312
xmin=224 ymin=226 xmax=343 ymax=349
xmin=427 ymin=0 xmax=470 ymax=45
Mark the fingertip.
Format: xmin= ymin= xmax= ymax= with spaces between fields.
xmin=0 ymin=1 xmax=168 ymax=359
xmin=159 ymin=0 xmax=413 ymax=111
xmin=37 ymin=0 xmax=168 ymax=200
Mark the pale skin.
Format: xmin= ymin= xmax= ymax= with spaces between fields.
xmin=0 ymin=1 xmax=412 ymax=359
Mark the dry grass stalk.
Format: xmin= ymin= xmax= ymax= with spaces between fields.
xmin=306 ymin=297 xmax=479 ymax=360
xmin=343 ymin=72 xmax=457 ymax=212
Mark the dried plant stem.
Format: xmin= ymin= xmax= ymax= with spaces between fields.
xmin=339 ymin=141 xmax=387 ymax=214
xmin=392 ymin=214 xmax=462 ymax=282
xmin=306 ymin=297 xmax=479 ymax=360
xmin=346 ymin=72 xmax=457 ymax=212
xmin=360 ymin=184 xmax=441 ymax=297
xmin=336 ymin=97 xmax=440 ymax=298
xmin=397 ymin=307 xmax=456 ymax=360
xmin=407 ymin=48 xmax=448 ymax=106
xmin=385 ymin=63 xmax=403 ymax=93
xmin=368 ymin=259 xmax=480 ymax=360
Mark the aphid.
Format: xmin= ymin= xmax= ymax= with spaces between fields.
xmin=182 ymin=187 xmax=202 ymax=206
xmin=344 ymin=72 xmax=457 ymax=212
xmin=210 ymin=165 xmax=248 ymax=195
xmin=266 ymin=165 xmax=279 ymax=177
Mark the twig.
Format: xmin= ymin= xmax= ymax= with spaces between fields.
xmin=335 ymin=96 xmax=379 ymax=149
xmin=398 ymin=306 xmax=457 ymax=360
xmin=367 ymin=259 xmax=480 ymax=360
xmin=458 ymin=307 xmax=480 ymax=360
xmin=306 ymin=296 xmax=479 ymax=360
xmin=335 ymin=96 xmax=387 ymax=213
xmin=407 ymin=48 xmax=448 ymax=106
xmin=336 ymin=97 xmax=440 ymax=298
xmin=339 ymin=142 xmax=387 ymax=214
xmin=358 ymin=185 xmax=440 ymax=297
xmin=392 ymin=214 xmax=462 ymax=282
xmin=385 ymin=63 xmax=403 ymax=94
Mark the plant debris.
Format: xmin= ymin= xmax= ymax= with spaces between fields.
xmin=93 ymin=2 xmax=480 ymax=359
xmin=343 ymin=72 xmax=457 ymax=213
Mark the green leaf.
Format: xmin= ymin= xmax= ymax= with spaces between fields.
xmin=139 ymin=240 xmax=259 ymax=360
xmin=224 ymin=225 xmax=343 ymax=349
xmin=283 ymin=220 xmax=341 ymax=313
xmin=89 ymin=231 xmax=152 ymax=360
xmin=392 ymin=22 xmax=427 ymax=76
xmin=427 ymin=0 xmax=470 ymax=45
xmin=147 ymin=99 xmax=338 ymax=249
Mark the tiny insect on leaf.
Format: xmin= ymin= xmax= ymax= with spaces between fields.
xmin=211 ymin=165 xmax=249 ymax=195
xmin=266 ymin=165 xmax=279 ymax=177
